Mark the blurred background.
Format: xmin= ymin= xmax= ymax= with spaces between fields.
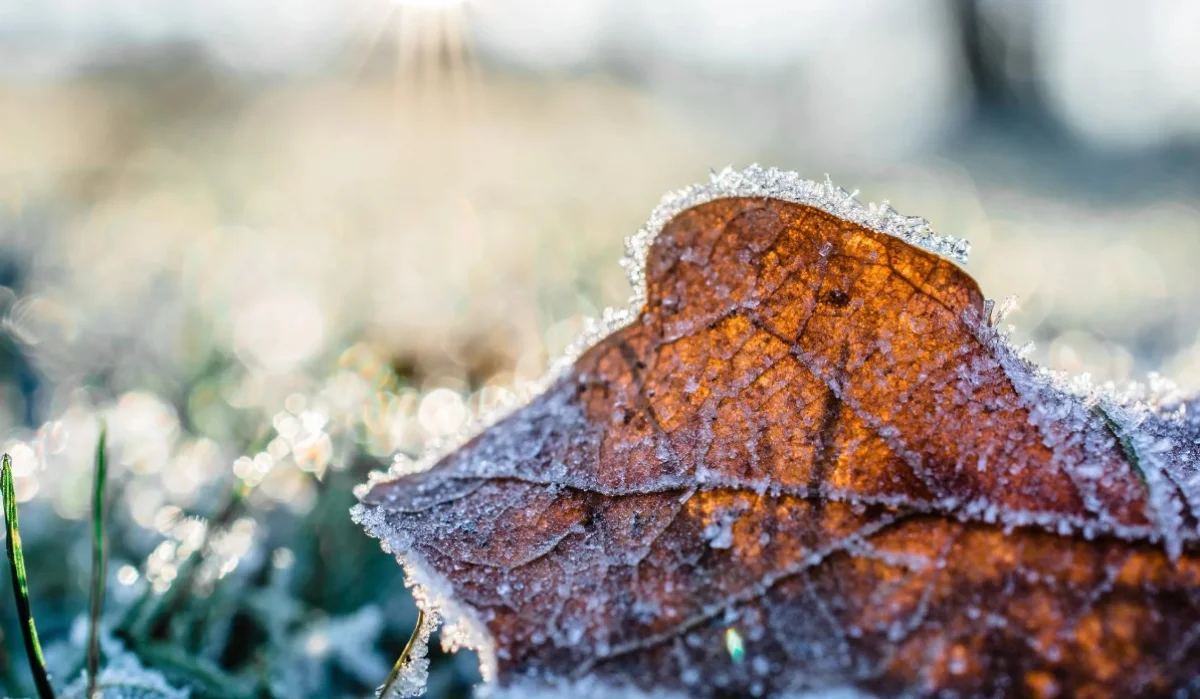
xmin=1 ymin=1 xmax=1199 ymax=697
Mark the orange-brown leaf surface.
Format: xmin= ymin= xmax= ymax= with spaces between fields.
xmin=357 ymin=172 xmax=1200 ymax=698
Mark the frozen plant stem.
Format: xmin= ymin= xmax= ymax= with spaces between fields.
xmin=377 ymin=609 xmax=425 ymax=699
xmin=1 ymin=453 xmax=56 ymax=699
xmin=88 ymin=426 xmax=110 ymax=699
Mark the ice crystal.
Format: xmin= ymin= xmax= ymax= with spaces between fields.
xmin=620 ymin=166 xmax=971 ymax=313
xmin=479 ymin=677 xmax=873 ymax=699
xmin=375 ymin=607 xmax=440 ymax=699
xmin=353 ymin=500 xmax=495 ymax=692
xmin=57 ymin=634 xmax=189 ymax=699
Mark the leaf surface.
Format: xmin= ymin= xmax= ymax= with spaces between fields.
xmin=357 ymin=177 xmax=1200 ymax=698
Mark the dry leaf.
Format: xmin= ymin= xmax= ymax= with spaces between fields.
xmin=356 ymin=168 xmax=1200 ymax=699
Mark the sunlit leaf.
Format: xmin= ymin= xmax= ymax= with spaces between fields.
xmin=357 ymin=169 xmax=1200 ymax=698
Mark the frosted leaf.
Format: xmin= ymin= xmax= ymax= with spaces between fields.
xmin=479 ymin=677 xmax=874 ymax=699
xmin=355 ymin=176 xmax=1200 ymax=697
xmin=480 ymin=676 xmax=690 ymax=699
xmin=353 ymin=167 xmax=972 ymax=503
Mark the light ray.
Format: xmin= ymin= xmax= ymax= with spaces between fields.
xmin=350 ymin=0 xmax=479 ymax=122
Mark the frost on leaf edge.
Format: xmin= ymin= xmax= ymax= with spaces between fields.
xmin=353 ymin=165 xmax=975 ymax=499
xmin=351 ymin=165 xmax=1200 ymax=695
xmin=348 ymin=165 xmax=980 ymax=696
xmin=352 ymin=501 xmax=498 ymax=693
xmin=354 ymin=164 xmax=1193 ymax=502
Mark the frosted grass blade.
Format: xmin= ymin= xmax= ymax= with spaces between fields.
xmin=376 ymin=609 xmax=425 ymax=699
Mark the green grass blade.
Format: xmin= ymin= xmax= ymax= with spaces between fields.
xmin=377 ymin=609 xmax=424 ymax=699
xmin=87 ymin=425 xmax=109 ymax=699
xmin=2 ymin=453 xmax=56 ymax=699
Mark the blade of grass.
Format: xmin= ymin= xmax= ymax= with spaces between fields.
xmin=2 ymin=453 xmax=56 ymax=699
xmin=377 ymin=609 xmax=425 ymax=699
xmin=87 ymin=425 xmax=109 ymax=699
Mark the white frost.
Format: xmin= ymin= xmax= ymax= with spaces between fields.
xmin=352 ymin=502 xmax=498 ymax=694
xmin=375 ymin=606 xmax=438 ymax=699
xmin=479 ymin=677 xmax=874 ymax=699
xmin=58 ymin=633 xmax=190 ymax=699
xmin=622 ymin=165 xmax=971 ymax=308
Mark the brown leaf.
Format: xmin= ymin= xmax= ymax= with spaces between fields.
xmin=356 ymin=172 xmax=1200 ymax=698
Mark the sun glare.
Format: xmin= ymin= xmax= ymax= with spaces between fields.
xmin=354 ymin=0 xmax=478 ymax=116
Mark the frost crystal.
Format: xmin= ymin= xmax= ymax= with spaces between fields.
xmin=58 ymin=634 xmax=189 ymax=699
xmin=621 ymin=165 xmax=971 ymax=313
xmin=353 ymin=502 xmax=496 ymax=697
xmin=479 ymin=677 xmax=874 ymax=699
xmin=375 ymin=607 xmax=439 ymax=699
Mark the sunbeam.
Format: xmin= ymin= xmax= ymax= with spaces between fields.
xmin=352 ymin=0 xmax=478 ymax=119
